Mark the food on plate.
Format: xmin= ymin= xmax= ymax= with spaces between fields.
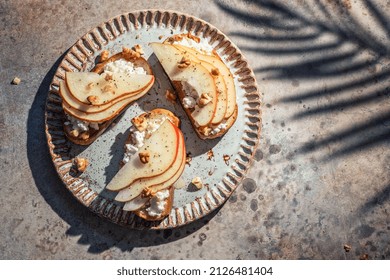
xmin=59 ymin=47 xmax=154 ymax=145
xmin=105 ymin=108 xmax=186 ymax=221
xmin=150 ymin=33 xmax=238 ymax=139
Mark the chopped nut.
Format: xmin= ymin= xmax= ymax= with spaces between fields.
xmin=69 ymin=129 xmax=79 ymax=138
xmin=211 ymin=68 xmax=220 ymax=76
xmin=104 ymin=73 xmax=113 ymax=81
xmin=166 ymin=34 xmax=184 ymax=44
xmin=87 ymin=95 xmax=100 ymax=105
xmin=79 ymin=131 xmax=90 ymax=140
xmin=344 ymin=244 xmax=352 ymax=252
xmin=223 ymin=154 xmax=230 ymax=165
xmin=199 ymin=126 xmax=211 ymax=137
xmin=11 ymin=77 xmax=21 ymax=85
xmin=186 ymin=32 xmax=200 ymax=43
xmin=178 ymin=56 xmax=191 ymax=68
xmin=122 ymin=47 xmax=141 ymax=59
xmin=100 ymin=50 xmax=110 ymax=62
xmin=102 ymin=84 xmax=115 ymax=94
xmin=198 ymin=93 xmax=212 ymax=107
xmin=185 ymin=152 xmax=192 ymax=166
xmin=139 ymin=151 xmax=150 ymax=164
xmin=165 ymin=89 xmax=177 ymax=103
xmin=191 ymin=177 xmax=203 ymax=189
xmin=207 ymin=149 xmax=214 ymax=160
xmin=131 ymin=115 xmax=148 ymax=131
xmin=158 ymin=35 xmax=164 ymax=40
xmin=132 ymin=44 xmax=144 ymax=55
xmin=142 ymin=187 xmax=156 ymax=197
xmin=74 ymin=157 xmax=88 ymax=173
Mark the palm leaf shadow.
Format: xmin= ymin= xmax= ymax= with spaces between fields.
xmin=216 ymin=0 xmax=390 ymax=160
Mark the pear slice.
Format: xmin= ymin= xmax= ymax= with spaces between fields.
xmin=174 ymin=44 xmax=236 ymax=119
xmin=59 ymin=79 xmax=153 ymax=114
xmin=62 ymin=80 xmax=153 ymax=123
xmin=115 ymin=128 xmax=185 ymax=202
xmin=150 ymin=42 xmax=217 ymax=127
xmin=122 ymin=195 xmax=149 ymax=212
xmin=65 ymin=71 xmax=154 ymax=105
xmin=106 ymin=120 xmax=179 ymax=191
xmin=172 ymin=44 xmax=228 ymax=125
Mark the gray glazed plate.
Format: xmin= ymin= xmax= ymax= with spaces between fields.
xmin=45 ymin=10 xmax=261 ymax=229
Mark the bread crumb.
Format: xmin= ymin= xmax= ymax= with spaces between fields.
xmin=158 ymin=35 xmax=164 ymax=40
xmin=11 ymin=77 xmax=21 ymax=85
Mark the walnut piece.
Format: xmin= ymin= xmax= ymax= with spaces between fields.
xmin=198 ymin=93 xmax=212 ymax=107
xmin=74 ymin=157 xmax=88 ymax=173
xmin=131 ymin=116 xmax=148 ymax=132
xmin=100 ymin=50 xmax=110 ymax=62
xmin=139 ymin=151 xmax=150 ymax=164
xmin=191 ymin=177 xmax=203 ymax=189
xmin=87 ymin=95 xmax=100 ymax=105
xmin=132 ymin=44 xmax=144 ymax=55
xmin=122 ymin=47 xmax=141 ymax=59
xmin=199 ymin=126 xmax=211 ymax=137
xmin=69 ymin=129 xmax=79 ymax=138
xmin=79 ymin=131 xmax=90 ymax=140
xmin=178 ymin=56 xmax=191 ymax=68
xmin=207 ymin=149 xmax=214 ymax=160
xmin=11 ymin=77 xmax=21 ymax=85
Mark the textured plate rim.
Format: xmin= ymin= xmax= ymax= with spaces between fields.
xmin=45 ymin=9 xmax=262 ymax=229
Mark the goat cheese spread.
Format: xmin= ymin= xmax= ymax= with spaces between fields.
xmin=103 ymin=59 xmax=147 ymax=75
xmin=64 ymin=115 xmax=99 ymax=133
xmin=145 ymin=189 xmax=170 ymax=217
xmin=173 ymin=37 xmax=214 ymax=55
xmin=122 ymin=116 xmax=167 ymax=164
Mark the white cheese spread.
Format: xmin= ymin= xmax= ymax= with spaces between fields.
xmin=122 ymin=116 xmax=167 ymax=163
xmin=65 ymin=115 xmax=99 ymax=133
xmin=145 ymin=189 xmax=170 ymax=217
xmin=210 ymin=122 xmax=228 ymax=135
xmin=173 ymin=37 xmax=214 ymax=55
xmin=103 ymin=59 xmax=147 ymax=75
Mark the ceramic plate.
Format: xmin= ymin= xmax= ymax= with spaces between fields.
xmin=45 ymin=10 xmax=261 ymax=229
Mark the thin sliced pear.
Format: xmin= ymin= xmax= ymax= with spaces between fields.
xmin=173 ymin=44 xmax=228 ymax=125
xmin=66 ymin=72 xmax=154 ymax=105
xmin=62 ymin=81 xmax=153 ymax=123
xmin=174 ymin=44 xmax=236 ymax=119
xmin=59 ymin=79 xmax=153 ymax=114
xmin=150 ymin=42 xmax=217 ymax=127
xmin=122 ymin=195 xmax=149 ymax=212
xmin=106 ymin=120 xmax=179 ymax=191
xmin=123 ymin=144 xmax=186 ymax=210
xmin=115 ymin=129 xmax=185 ymax=202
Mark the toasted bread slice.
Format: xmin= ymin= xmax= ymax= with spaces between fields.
xmin=107 ymin=109 xmax=185 ymax=221
xmin=62 ymin=47 xmax=154 ymax=145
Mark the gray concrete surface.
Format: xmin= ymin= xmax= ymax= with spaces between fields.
xmin=0 ymin=0 xmax=389 ymax=259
